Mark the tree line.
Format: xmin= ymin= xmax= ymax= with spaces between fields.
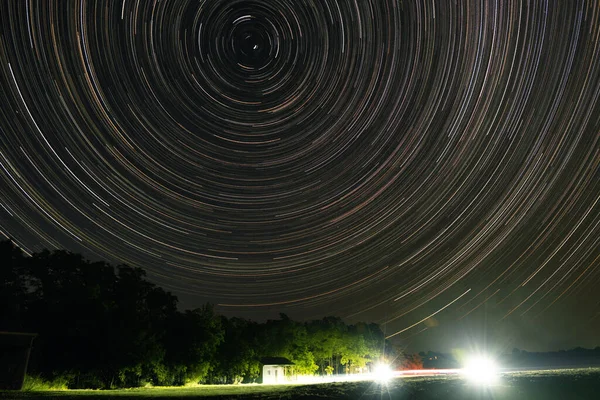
xmin=1 ymin=240 xmax=410 ymax=389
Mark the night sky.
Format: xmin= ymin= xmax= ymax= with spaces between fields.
xmin=1 ymin=0 xmax=599 ymax=352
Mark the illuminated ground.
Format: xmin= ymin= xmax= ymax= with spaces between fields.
xmin=3 ymin=368 xmax=600 ymax=399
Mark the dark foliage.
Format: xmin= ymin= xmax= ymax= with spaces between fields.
xmin=0 ymin=240 xmax=391 ymax=388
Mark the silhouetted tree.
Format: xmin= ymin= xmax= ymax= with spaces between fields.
xmin=0 ymin=240 xmax=392 ymax=388
xmin=163 ymin=304 xmax=223 ymax=385
xmin=210 ymin=317 xmax=261 ymax=384
xmin=400 ymin=353 xmax=424 ymax=370
xmin=0 ymin=240 xmax=28 ymax=330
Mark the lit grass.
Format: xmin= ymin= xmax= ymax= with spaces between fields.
xmin=3 ymin=368 xmax=600 ymax=400
xmin=2 ymin=383 xmax=296 ymax=399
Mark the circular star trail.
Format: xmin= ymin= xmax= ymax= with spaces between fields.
xmin=1 ymin=0 xmax=599 ymax=340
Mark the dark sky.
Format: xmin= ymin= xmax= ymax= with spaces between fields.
xmin=1 ymin=0 xmax=599 ymax=353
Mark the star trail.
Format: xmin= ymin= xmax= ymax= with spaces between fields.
xmin=1 ymin=0 xmax=599 ymax=349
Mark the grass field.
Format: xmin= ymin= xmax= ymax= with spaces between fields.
xmin=3 ymin=368 xmax=600 ymax=399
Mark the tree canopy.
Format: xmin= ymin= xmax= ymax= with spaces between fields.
xmin=1 ymin=240 xmax=408 ymax=388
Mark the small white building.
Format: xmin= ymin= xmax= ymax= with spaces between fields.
xmin=260 ymin=357 xmax=295 ymax=384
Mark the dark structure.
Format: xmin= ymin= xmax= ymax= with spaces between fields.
xmin=0 ymin=332 xmax=37 ymax=390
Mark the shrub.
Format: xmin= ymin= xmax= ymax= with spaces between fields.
xmin=21 ymin=374 xmax=69 ymax=391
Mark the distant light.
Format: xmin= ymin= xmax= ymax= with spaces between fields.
xmin=462 ymin=355 xmax=499 ymax=385
xmin=373 ymin=363 xmax=394 ymax=383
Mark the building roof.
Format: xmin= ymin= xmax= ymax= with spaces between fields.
xmin=260 ymin=357 xmax=295 ymax=366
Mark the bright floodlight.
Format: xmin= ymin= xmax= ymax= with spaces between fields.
xmin=462 ymin=355 xmax=499 ymax=385
xmin=373 ymin=363 xmax=394 ymax=383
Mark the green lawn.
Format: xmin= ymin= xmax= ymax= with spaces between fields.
xmin=0 ymin=384 xmax=295 ymax=399
xmin=3 ymin=368 xmax=600 ymax=399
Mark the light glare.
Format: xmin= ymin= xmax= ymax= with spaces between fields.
xmin=373 ymin=363 xmax=394 ymax=383
xmin=462 ymin=356 xmax=499 ymax=385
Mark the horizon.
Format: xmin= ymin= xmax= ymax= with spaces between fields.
xmin=2 ymin=238 xmax=599 ymax=355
